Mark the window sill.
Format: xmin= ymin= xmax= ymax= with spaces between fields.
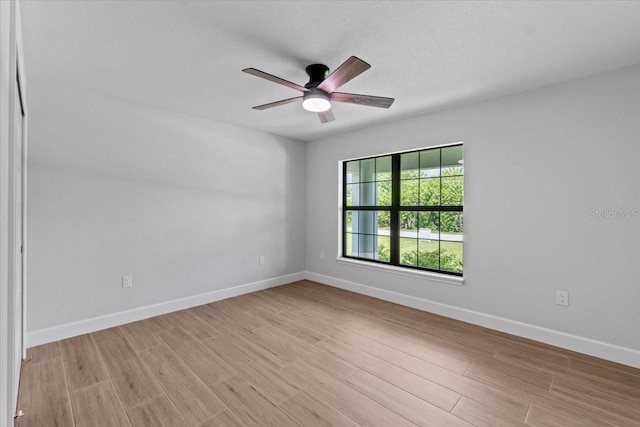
xmin=336 ymin=257 xmax=464 ymax=286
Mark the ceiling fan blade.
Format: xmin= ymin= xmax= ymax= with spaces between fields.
xmin=331 ymin=92 xmax=395 ymax=108
xmin=317 ymin=109 xmax=335 ymax=123
xmin=252 ymin=96 xmax=303 ymax=110
xmin=243 ymin=68 xmax=309 ymax=92
xmin=317 ymin=56 xmax=370 ymax=92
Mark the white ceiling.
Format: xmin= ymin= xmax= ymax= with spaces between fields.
xmin=20 ymin=1 xmax=640 ymax=142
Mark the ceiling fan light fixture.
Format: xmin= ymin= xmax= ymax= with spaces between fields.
xmin=302 ymin=89 xmax=331 ymax=112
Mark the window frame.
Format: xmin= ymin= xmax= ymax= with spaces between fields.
xmin=341 ymin=143 xmax=463 ymax=277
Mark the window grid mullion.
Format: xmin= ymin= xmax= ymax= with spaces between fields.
xmin=390 ymin=154 xmax=400 ymax=265
xmin=439 ymin=148 xmax=442 ymax=270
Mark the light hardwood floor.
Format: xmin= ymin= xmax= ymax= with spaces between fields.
xmin=15 ymin=280 xmax=640 ymax=426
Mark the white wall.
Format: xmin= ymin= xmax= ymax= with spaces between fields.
xmin=305 ymin=65 xmax=640 ymax=366
xmin=27 ymin=84 xmax=306 ymax=338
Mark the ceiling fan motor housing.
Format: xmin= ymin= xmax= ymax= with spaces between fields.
xmin=305 ymin=64 xmax=330 ymax=88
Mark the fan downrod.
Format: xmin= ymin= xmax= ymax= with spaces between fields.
xmin=305 ymin=64 xmax=330 ymax=88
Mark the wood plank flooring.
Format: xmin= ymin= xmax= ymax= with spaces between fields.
xmin=15 ymin=280 xmax=640 ymax=426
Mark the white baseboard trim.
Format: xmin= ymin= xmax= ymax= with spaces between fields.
xmin=304 ymin=271 xmax=640 ymax=369
xmin=27 ymin=272 xmax=305 ymax=348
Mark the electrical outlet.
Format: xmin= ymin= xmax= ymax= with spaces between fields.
xmin=556 ymin=290 xmax=569 ymax=306
xmin=122 ymin=275 xmax=133 ymax=289
xmin=259 ymin=255 xmax=265 ymax=265
xmin=320 ymin=251 xmax=325 ymax=260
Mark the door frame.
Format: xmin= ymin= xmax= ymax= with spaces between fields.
xmin=4 ymin=1 xmax=27 ymax=422
xmin=15 ymin=58 xmax=27 ymax=360
xmin=6 ymin=64 xmax=25 ymax=410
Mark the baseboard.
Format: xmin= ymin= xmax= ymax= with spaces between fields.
xmin=304 ymin=271 xmax=640 ymax=369
xmin=26 ymin=272 xmax=305 ymax=348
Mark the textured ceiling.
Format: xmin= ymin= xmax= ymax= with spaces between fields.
xmin=20 ymin=1 xmax=640 ymax=142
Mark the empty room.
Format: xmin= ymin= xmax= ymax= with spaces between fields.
xmin=1 ymin=1 xmax=640 ymax=426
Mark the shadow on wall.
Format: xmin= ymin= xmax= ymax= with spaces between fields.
xmin=26 ymin=84 xmax=306 ymax=331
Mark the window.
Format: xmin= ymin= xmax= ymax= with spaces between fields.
xmin=343 ymin=144 xmax=463 ymax=276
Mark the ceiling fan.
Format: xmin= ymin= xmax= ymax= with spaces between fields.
xmin=242 ymin=56 xmax=394 ymax=123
